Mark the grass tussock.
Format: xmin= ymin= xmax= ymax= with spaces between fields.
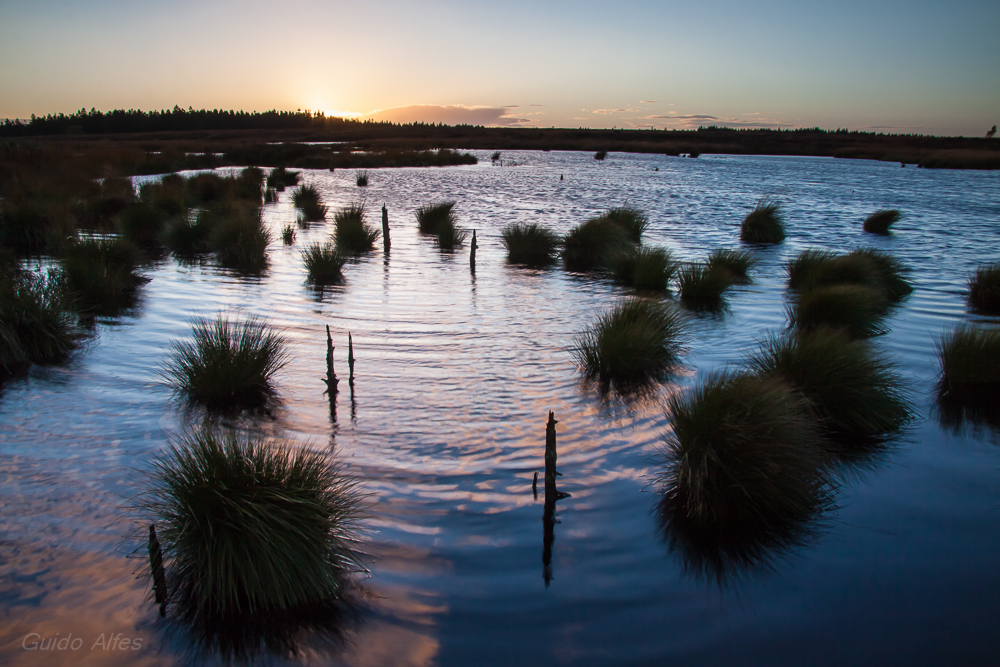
xmin=435 ymin=217 xmax=468 ymax=251
xmin=302 ymin=243 xmax=345 ymax=285
xmin=61 ymin=235 xmax=148 ymax=314
xmin=967 ymin=264 xmax=1000 ymax=315
xmin=355 ymin=171 xmax=369 ymax=187
xmin=415 ymin=202 xmax=456 ymax=234
xmin=788 ymin=248 xmax=912 ymax=301
xmin=602 ymin=206 xmax=649 ymax=244
xmin=281 ymin=224 xmax=295 ymax=245
xmin=0 ymin=267 xmax=77 ymax=376
xmin=607 ymin=246 xmax=678 ymax=291
xmin=0 ymin=199 xmax=75 ymax=256
xmin=211 ymin=205 xmax=271 ymax=273
xmin=678 ymin=263 xmax=733 ymax=311
xmin=740 ymin=197 xmax=785 ymax=244
xmin=292 ymin=185 xmax=328 ymax=222
xmin=264 ymin=187 xmax=279 ymax=203
xmin=163 ymin=211 xmax=214 ymax=256
xmin=139 ymin=427 xmax=364 ymax=642
xmin=162 ymin=313 xmax=288 ymax=409
xmin=706 ymin=248 xmax=759 ymax=284
xmin=745 ymin=329 xmax=913 ymax=437
xmin=333 ymin=203 xmax=380 ymax=255
xmin=788 ymin=284 xmax=888 ymax=338
xmin=266 ymin=167 xmax=300 ymax=192
xmin=117 ymin=202 xmax=168 ymax=249
xmin=573 ymin=298 xmax=686 ymax=387
xmin=863 ymin=209 xmax=901 ymax=234
xmin=562 ymin=216 xmax=633 ymax=272
xmin=937 ymin=325 xmax=1000 ymax=397
xmin=500 ymin=223 xmax=562 ymax=266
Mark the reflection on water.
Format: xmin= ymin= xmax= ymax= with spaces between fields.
xmin=2 ymin=152 xmax=1000 ymax=665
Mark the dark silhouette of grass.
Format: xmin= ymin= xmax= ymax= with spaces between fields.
xmin=264 ymin=187 xmax=279 ymax=203
xmin=333 ymin=203 xmax=380 ymax=255
xmin=788 ymin=284 xmax=888 ymax=338
xmin=0 ymin=267 xmax=77 ymax=376
xmin=607 ymin=246 xmax=678 ymax=291
xmin=658 ymin=372 xmax=831 ymax=571
xmin=707 ymin=248 xmax=759 ymax=284
xmin=61 ymin=235 xmax=148 ymax=315
xmin=573 ymin=298 xmax=686 ymax=387
xmin=967 ymin=263 xmax=1000 ymax=314
xmin=138 ymin=427 xmax=364 ymax=658
xmin=678 ymin=263 xmax=733 ymax=311
xmin=603 ymin=206 xmax=649 ymax=244
xmin=355 ymin=171 xmax=369 ymax=187
xmin=863 ymin=209 xmax=901 ymax=234
xmin=139 ymin=174 xmax=187 ymax=217
xmin=501 ymin=223 xmax=562 ymax=266
xmin=302 ymin=243 xmax=345 ymax=285
xmin=162 ymin=313 xmax=288 ymax=409
xmin=292 ymin=185 xmax=328 ymax=222
xmin=937 ymin=325 xmax=1000 ymax=398
xmin=164 ymin=211 xmax=215 ymax=256
xmin=281 ymin=225 xmax=295 ymax=245
xmin=210 ymin=205 xmax=271 ymax=273
xmin=235 ymin=167 xmax=264 ymax=202
xmin=562 ymin=216 xmax=633 ymax=272
xmin=415 ymin=202 xmax=456 ymax=234
xmin=117 ymin=203 xmax=167 ymax=249
xmin=788 ymin=248 xmax=912 ymax=301
xmin=740 ymin=197 xmax=785 ymax=244
xmin=435 ymin=217 xmax=468 ymax=251
xmin=266 ymin=167 xmax=300 ymax=192
xmin=594 ymin=150 xmax=607 ymax=160
xmin=78 ymin=175 xmax=135 ymax=229
xmin=0 ymin=199 xmax=75 ymax=256
xmin=745 ymin=329 xmax=913 ymax=437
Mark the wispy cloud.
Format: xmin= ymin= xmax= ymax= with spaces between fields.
xmin=364 ymin=104 xmax=530 ymax=126
xmin=640 ymin=100 xmax=657 ymax=104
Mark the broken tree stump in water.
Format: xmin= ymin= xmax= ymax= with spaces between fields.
xmin=382 ymin=204 xmax=390 ymax=254
xmin=323 ymin=325 xmax=339 ymax=395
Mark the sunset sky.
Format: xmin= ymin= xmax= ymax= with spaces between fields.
xmin=1 ymin=0 xmax=997 ymax=136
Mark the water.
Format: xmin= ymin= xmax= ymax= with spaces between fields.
xmin=2 ymin=152 xmax=999 ymax=665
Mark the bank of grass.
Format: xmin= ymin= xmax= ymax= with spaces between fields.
xmin=573 ymin=298 xmax=686 ymax=387
xmin=61 ymin=235 xmax=148 ymax=314
xmin=333 ymin=204 xmax=380 ymax=255
xmin=117 ymin=203 xmax=168 ymax=249
xmin=500 ymin=223 xmax=561 ymax=266
xmin=678 ymin=263 xmax=732 ymax=311
xmin=302 ymin=243 xmax=345 ymax=285
xmin=415 ymin=202 xmax=456 ymax=234
xmin=162 ymin=313 xmax=288 ymax=409
xmin=562 ymin=216 xmax=633 ymax=272
xmin=788 ymin=284 xmax=888 ymax=338
xmin=607 ymin=246 xmax=677 ymax=291
xmin=0 ymin=199 xmax=75 ymax=256
xmin=210 ymin=205 xmax=271 ymax=273
xmin=139 ymin=427 xmax=364 ymax=635
xmin=863 ymin=209 xmax=901 ymax=234
xmin=707 ymin=248 xmax=759 ymax=284
xmin=745 ymin=329 xmax=912 ymax=437
xmin=0 ymin=267 xmax=77 ymax=377
xmin=967 ymin=263 xmax=1000 ymax=314
xmin=740 ymin=197 xmax=785 ymax=244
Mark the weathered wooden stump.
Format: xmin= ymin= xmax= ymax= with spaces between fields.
xmin=470 ymin=229 xmax=478 ymax=272
xmin=323 ymin=325 xmax=339 ymax=395
xmin=382 ymin=204 xmax=390 ymax=254
xmin=148 ymin=524 xmax=168 ymax=617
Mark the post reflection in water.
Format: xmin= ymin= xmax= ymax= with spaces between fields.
xmin=541 ymin=411 xmax=570 ymax=588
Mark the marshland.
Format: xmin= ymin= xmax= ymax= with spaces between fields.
xmin=1 ymin=148 xmax=999 ymax=666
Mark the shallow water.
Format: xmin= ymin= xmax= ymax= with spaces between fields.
xmin=2 ymin=152 xmax=999 ymax=666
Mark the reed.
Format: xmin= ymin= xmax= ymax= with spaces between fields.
xmin=562 ymin=216 xmax=633 ymax=272
xmin=677 ymin=263 xmax=732 ymax=311
xmin=164 ymin=211 xmax=214 ymax=256
xmin=573 ymin=298 xmax=686 ymax=386
xmin=333 ymin=203 xmax=380 ymax=255
xmin=210 ymin=205 xmax=271 ymax=273
xmin=967 ymin=263 xmax=1000 ymax=314
xmin=862 ymin=209 xmax=900 ymax=234
xmin=607 ymin=246 xmax=678 ymax=291
xmin=594 ymin=150 xmax=607 ymax=160
xmin=415 ymin=202 xmax=456 ymax=234
xmin=281 ymin=224 xmax=295 ymax=245
xmin=500 ymin=223 xmax=562 ymax=266
xmin=293 ymin=185 xmax=328 ymax=222
xmin=60 ymin=235 xmax=148 ymax=314
xmin=139 ymin=427 xmax=363 ymax=624
xmin=355 ymin=171 xmax=369 ymax=187
xmin=162 ymin=313 xmax=288 ymax=409
xmin=706 ymin=248 xmax=759 ymax=284
xmin=740 ymin=197 xmax=785 ymax=244
xmin=744 ymin=329 xmax=913 ymax=437
xmin=0 ymin=267 xmax=76 ymax=373
xmin=435 ymin=217 xmax=468 ymax=251
xmin=302 ymin=243 xmax=345 ymax=285
xmin=602 ymin=206 xmax=649 ymax=244
xmin=235 ymin=167 xmax=264 ymax=202
xmin=788 ymin=284 xmax=888 ymax=338
xmin=266 ymin=167 xmax=300 ymax=191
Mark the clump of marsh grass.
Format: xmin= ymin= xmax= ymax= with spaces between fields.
xmin=235 ymin=167 xmax=264 ymax=202
xmin=292 ymin=185 xmax=328 ymax=222
xmin=211 ymin=205 xmax=271 ymax=273
xmin=937 ymin=325 xmax=1000 ymax=398
xmin=302 ymin=243 xmax=346 ymax=285
xmin=0 ymin=199 xmax=75 ymax=256
xmin=281 ymin=225 xmax=295 ymax=245
xmin=500 ymin=223 xmax=562 ymax=266
xmin=706 ymin=248 xmax=759 ymax=284
xmin=60 ymin=235 xmax=148 ymax=315
xmin=658 ymin=372 xmax=831 ymax=560
xmin=117 ymin=203 xmax=167 ymax=249
xmin=740 ymin=197 xmax=785 ymax=244
xmin=138 ymin=427 xmax=364 ymax=656
xmin=603 ymin=206 xmax=649 ymax=244
xmin=607 ymin=246 xmax=678 ymax=292
xmin=677 ymin=263 xmax=733 ymax=311
xmin=264 ymin=187 xmax=279 ymax=203
xmin=562 ymin=216 xmax=633 ymax=272
xmin=788 ymin=284 xmax=888 ymax=338
xmin=788 ymin=248 xmax=912 ymax=302
xmin=594 ymin=150 xmax=607 ymax=161
xmin=266 ymin=167 xmax=300 ymax=192
xmin=0 ymin=267 xmax=77 ymax=375
xmin=333 ymin=203 xmax=380 ymax=255
xmin=415 ymin=202 xmax=456 ymax=234
xmin=967 ymin=263 xmax=1000 ymax=314
xmin=355 ymin=171 xmax=369 ymax=187
xmin=863 ymin=209 xmax=901 ymax=234
xmin=573 ymin=298 xmax=686 ymax=388
xmin=744 ymin=329 xmax=913 ymax=438
xmin=164 ymin=211 xmax=215 ymax=257
xmin=435 ymin=217 xmax=468 ymax=251
xmin=162 ymin=313 xmax=288 ymax=409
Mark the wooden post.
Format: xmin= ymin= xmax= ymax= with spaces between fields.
xmin=348 ymin=332 xmax=355 ymax=385
xmin=323 ymin=325 xmax=339 ymax=395
xmin=541 ymin=410 xmax=569 ymax=588
xmin=470 ymin=229 xmax=478 ymax=272
xmin=544 ymin=411 xmax=558 ymax=491
xmin=382 ymin=204 xmax=390 ymax=254
xmin=148 ymin=525 xmax=167 ymax=617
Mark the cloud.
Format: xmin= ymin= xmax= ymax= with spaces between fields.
xmin=648 ymin=114 xmax=718 ymax=120
xmin=640 ymin=100 xmax=657 ymax=104
xmin=592 ymin=108 xmax=627 ymax=114
xmin=364 ymin=105 xmax=529 ymax=126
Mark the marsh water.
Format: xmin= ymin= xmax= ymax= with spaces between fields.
xmin=2 ymin=152 xmax=999 ymax=665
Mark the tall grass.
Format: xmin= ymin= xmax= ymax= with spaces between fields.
xmin=164 ymin=211 xmax=214 ymax=256
xmin=302 ymin=243 xmax=346 ymax=285
xmin=788 ymin=284 xmax=888 ymax=338
xmin=266 ymin=167 xmax=300 ymax=191
xmin=967 ymin=263 xmax=1000 ymax=314
xmin=573 ymin=298 xmax=686 ymax=387
xmin=0 ymin=199 xmax=75 ymax=255
xmin=117 ymin=203 xmax=167 ymax=249
xmin=333 ymin=203 xmax=380 ymax=255
xmin=500 ymin=223 xmax=562 ymax=266
xmin=562 ymin=216 xmax=633 ymax=272
xmin=415 ymin=202 xmax=456 ymax=234
xmin=740 ymin=197 xmax=785 ymax=244
xmin=744 ymin=329 xmax=912 ymax=437
xmin=937 ymin=325 xmax=1000 ymax=396
xmin=435 ymin=217 xmax=468 ymax=251
xmin=292 ymin=185 xmax=327 ymax=222
xmin=139 ymin=427 xmax=364 ymax=645
xmin=281 ymin=224 xmax=295 ymax=245
xmin=707 ymin=248 xmax=759 ymax=284
xmin=162 ymin=313 xmax=288 ymax=409
xmin=594 ymin=150 xmax=607 ymax=160
xmin=355 ymin=171 xmax=369 ymax=187
xmin=863 ymin=209 xmax=900 ymax=234
xmin=787 ymin=248 xmax=912 ymax=301
xmin=211 ymin=205 xmax=271 ymax=273
xmin=607 ymin=246 xmax=678 ymax=291
xmin=603 ymin=206 xmax=649 ymax=244
xmin=61 ymin=235 xmax=148 ymax=314
xmin=678 ymin=263 xmax=732 ymax=311
xmin=0 ymin=267 xmax=77 ymax=375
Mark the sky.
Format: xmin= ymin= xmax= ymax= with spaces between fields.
xmin=1 ymin=0 xmax=997 ymax=136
